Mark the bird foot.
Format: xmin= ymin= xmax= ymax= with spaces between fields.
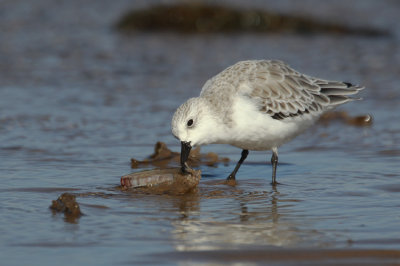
xmin=271 ymin=181 xmax=281 ymax=186
xmin=226 ymin=174 xmax=236 ymax=181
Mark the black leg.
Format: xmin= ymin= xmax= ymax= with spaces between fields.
xmin=271 ymin=148 xmax=278 ymax=185
xmin=227 ymin=149 xmax=249 ymax=180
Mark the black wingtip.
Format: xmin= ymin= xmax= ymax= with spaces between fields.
xmin=343 ymin=82 xmax=353 ymax=88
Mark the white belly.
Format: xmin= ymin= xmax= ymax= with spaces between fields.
xmin=224 ymin=96 xmax=318 ymax=151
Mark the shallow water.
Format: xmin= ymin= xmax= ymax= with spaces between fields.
xmin=1 ymin=0 xmax=400 ymax=265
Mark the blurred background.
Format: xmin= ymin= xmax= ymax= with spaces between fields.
xmin=1 ymin=0 xmax=399 ymax=265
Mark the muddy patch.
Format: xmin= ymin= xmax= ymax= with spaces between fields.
xmin=115 ymin=3 xmax=389 ymax=36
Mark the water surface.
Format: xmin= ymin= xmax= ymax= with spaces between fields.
xmin=1 ymin=1 xmax=400 ymax=265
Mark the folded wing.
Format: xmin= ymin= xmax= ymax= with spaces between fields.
xmin=246 ymin=60 xmax=363 ymax=120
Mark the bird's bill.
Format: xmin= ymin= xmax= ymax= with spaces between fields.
xmin=180 ymin=141 xmax=192 ymax=173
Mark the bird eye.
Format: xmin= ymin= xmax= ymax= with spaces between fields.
xmin=187 ymin=119 xmax=194 ymax=127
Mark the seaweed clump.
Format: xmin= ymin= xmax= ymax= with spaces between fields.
xmin=319 ymin=111 xmax=373 ymax=127
xmin=116 ymin=3 xmax=389 ymax=36
xmin=131 ymin=141 xmax=229 ymax=169
xmin=50 ymin=193 xmax=82 ymax=223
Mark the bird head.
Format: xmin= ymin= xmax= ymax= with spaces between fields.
xmin=171 ymin=97 xmax=218 ymax=172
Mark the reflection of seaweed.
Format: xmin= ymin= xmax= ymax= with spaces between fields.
xmin=116 ymin=3 xmax=389 ymax=37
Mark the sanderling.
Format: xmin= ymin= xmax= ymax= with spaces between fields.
xmin=171 ymin=60 xmax=363 ymax=185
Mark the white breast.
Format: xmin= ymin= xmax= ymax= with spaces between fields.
xmin=225 ymin=95 xmax=317 ymax=151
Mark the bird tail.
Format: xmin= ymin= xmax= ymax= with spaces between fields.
xmin=317 ymin=81 xmax=364 ymax=106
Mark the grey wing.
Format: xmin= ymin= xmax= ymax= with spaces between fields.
xmin=246 ymin=60 xmax=364 ymax=120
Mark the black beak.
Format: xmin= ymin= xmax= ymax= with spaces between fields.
xmin=180 ymin=141 xmax=192 ymax=173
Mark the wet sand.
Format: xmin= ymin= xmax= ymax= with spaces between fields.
xmin=152 ymin=249 xmax=400 ymax=265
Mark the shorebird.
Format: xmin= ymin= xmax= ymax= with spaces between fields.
xmin=171 ymin=60 xmax=363 ymax=185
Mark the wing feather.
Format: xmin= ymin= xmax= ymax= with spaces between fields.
xmin=200 ymin=60 xmax=363 ymax=121
xmin=243 ymin=61 xmax=363 ymax=120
